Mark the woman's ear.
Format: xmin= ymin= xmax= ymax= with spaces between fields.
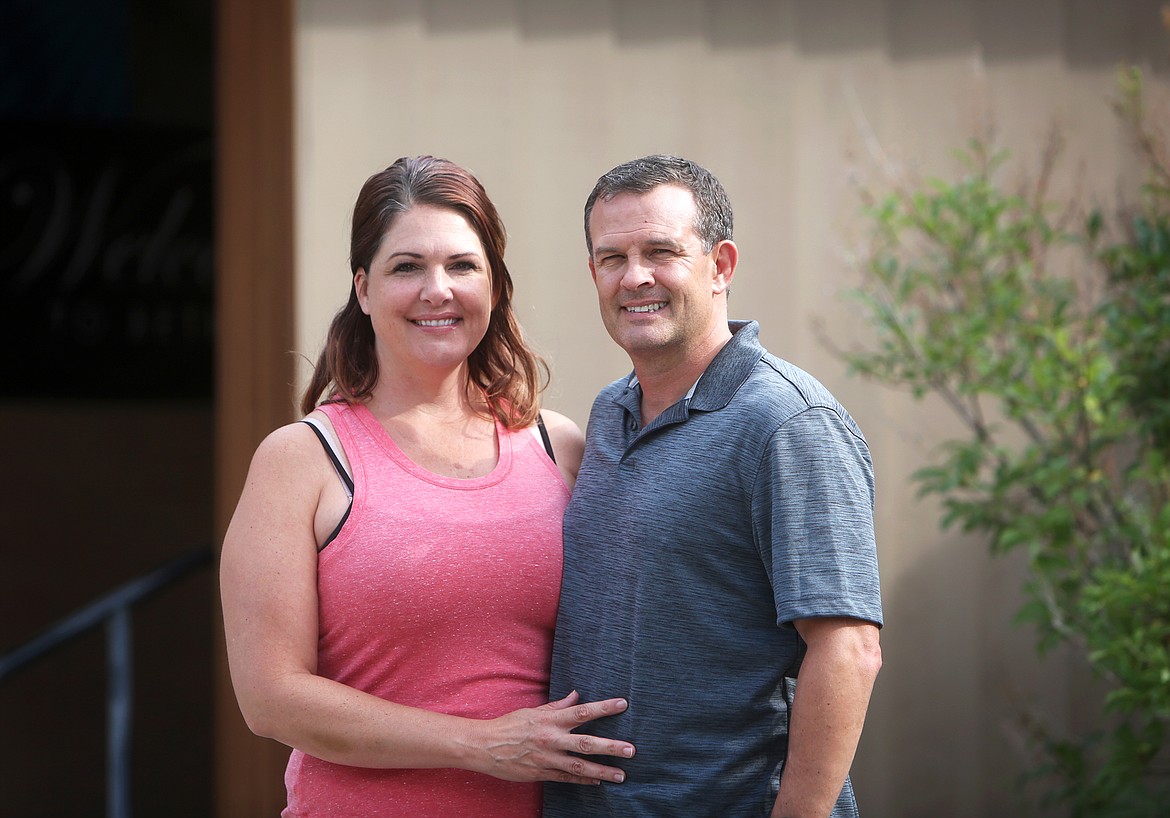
xmin=354 ymin=269 xmax=371 ymax=315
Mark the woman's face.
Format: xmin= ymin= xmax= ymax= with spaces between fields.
xmin=355 ymin=205 xmax=493 ymax=376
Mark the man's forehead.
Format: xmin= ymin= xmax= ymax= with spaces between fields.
xmin=590 ymin=186 xmax=698 ymax=243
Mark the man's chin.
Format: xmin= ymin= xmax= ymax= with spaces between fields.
xmin=612 ymin=330 xmax=673 ymax=357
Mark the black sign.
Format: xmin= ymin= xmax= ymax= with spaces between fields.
xmin=1 ymin=123 xmax=213 ymax=399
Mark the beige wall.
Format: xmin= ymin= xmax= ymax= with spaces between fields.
xmin=291 ymin=2 xmax=1166 ymax=815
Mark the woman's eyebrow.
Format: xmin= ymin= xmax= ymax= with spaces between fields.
xmin=386 ymin=250 xmax=483 ymax=260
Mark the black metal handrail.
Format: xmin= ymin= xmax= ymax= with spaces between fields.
xmin=0 ymin=547 xmax=213 ymax=818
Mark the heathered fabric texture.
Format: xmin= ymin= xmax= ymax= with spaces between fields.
xmin=283 ymin=401 xmax=568 ymax=818
xmin=545 ymin=321 xmax=883 ymax=818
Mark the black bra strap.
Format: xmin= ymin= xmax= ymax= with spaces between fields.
xmin=301 ymin=419 xmax=354 ymax=551
xmin=302 ymin=420 xmax=355 ymax=495
xmin=536 ymin=413 xmax=556 ymax=463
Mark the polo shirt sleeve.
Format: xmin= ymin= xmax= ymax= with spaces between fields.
xmin=751 ymin=406 xmax=884 ymax=629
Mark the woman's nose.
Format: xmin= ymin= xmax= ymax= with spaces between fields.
xmin=420 ymin=267 xmax=453 ymax=303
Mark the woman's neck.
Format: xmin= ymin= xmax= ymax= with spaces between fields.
xmin=364 ymin=369 xmax=499 ymax=480
xmin=367 ymin=361 xmax=484 ymax=419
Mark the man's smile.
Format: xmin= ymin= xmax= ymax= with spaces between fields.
xmin=624 ymin=302 xmax=667 ymax=314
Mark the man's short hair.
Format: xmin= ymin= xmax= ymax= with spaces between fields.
xmin=584 ymin=154 xmax=734 ymax=255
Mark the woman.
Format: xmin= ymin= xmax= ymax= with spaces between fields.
xmin=220 ymin=156 xmax=634 ymax=817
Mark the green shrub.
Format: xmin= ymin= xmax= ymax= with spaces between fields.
xmin=838 ymin=69 xmax=1170 ymax=816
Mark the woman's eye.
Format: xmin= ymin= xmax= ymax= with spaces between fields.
xmin=392 ymin=262 xmax=419 ymax=274
xmin=449 ymin=261 xmax=479 ymax=273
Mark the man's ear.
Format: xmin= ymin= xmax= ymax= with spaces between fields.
xmin=712 ymin=240 xmax=738 ymax=295
xmin=588 ymin=255 xmax=598 ymax=285
xmin=354 ymin=269 xmax=371 ymax=315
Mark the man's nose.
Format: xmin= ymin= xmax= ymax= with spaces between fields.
xmin=621 ymin=256 xmax=655 ymax=289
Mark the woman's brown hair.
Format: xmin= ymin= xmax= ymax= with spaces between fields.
xmin=300 ymin=156 xmax=548 ymax=427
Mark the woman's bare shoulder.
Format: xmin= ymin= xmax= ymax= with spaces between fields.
xmin=538 ymin=409 xmax=585 ymax=483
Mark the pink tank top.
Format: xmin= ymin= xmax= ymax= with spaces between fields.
xmin=283 ymin=401 xmax=568 ymax=818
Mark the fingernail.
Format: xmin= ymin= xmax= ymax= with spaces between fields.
xmin=623 ymin=747 xmax=634 ymax=757
xmin=615 ymin=773 xmax=625 ymax=783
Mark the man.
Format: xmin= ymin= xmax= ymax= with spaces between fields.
xmin=546 ymin=155 xmax=883 ymax=818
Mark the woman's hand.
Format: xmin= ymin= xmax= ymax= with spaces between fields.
xmin=470 ymin=691 xmax=635 ymax=785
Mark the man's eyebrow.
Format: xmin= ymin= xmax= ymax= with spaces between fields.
xmin=645 ymin=236 xmax=685 ymax=249
xmin=593 ymin=236 xmax=684 ymax=257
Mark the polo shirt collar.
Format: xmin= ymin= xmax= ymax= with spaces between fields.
xmin=614 ymin=320 xmax=765 ymax=421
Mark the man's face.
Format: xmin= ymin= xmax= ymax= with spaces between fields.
xmin=588 ymin=185 xmax=730 ymax=367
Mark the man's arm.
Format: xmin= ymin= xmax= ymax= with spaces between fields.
xmin=772 ymin=617 xmax=882 ymax=818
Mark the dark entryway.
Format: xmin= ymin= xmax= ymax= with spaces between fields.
xmin=1 ymin=1 xmax=215 ymax=815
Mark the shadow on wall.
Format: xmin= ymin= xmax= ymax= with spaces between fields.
xmin=301 ymin=0 xmax=1169 ymax=62
xmin=847 ymin=514 xmax=1098 ymax=818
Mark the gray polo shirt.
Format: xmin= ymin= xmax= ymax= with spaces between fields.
xmin=545 ymin=320 xmax=883 ymax=818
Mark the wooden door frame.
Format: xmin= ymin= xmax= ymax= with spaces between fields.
xmin=212 ymin=0 xmax=296 ymax=814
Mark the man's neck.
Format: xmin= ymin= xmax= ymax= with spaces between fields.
xmin=631 ymin=325 xmax=732 ymax=425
